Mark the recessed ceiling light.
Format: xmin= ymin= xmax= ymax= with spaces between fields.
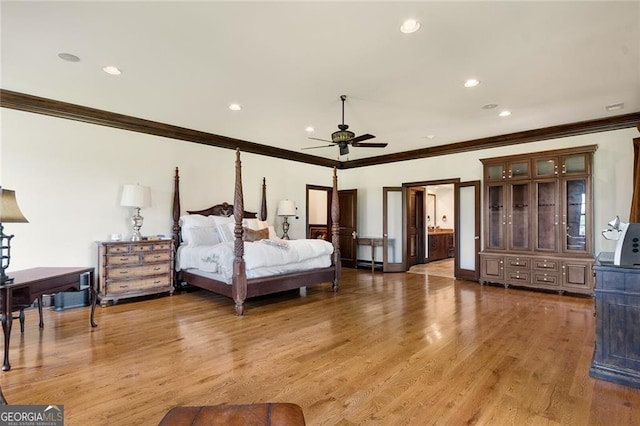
xmin=58 ymin=53 xmax=80 ymax=62
xmin=464 ymin=79 xmax=480 ymax=88
xmin=102 ymin=65 xmax=121 ymax=75
xmin=229 ymin=103 xmax=241 ymax=111
xmin=305 ymin=126 xmax=315 ymax=133
xmin=499 ymin=110 xmax=511 ymax=117
xmin=425 ymin=135 xmax=436 ymax=139
xmin=482 ymin=103 xmax=498 ymax=110
xmin=400 ymin=19 xmax=421 ymax=34
xmin=605 ymin=102 xmax=624 ymax=112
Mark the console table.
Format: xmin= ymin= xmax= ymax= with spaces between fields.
xmin=357 ymin=237 xmax=384 ymax=272
xmin=0 ymin=267 xmax=98 ymax=371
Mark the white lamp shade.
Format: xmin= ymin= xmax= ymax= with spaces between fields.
xmin=277 ymin=199 xmax=296 ymax=217
xmin=121 ymin=184 xmax=151 ymax=208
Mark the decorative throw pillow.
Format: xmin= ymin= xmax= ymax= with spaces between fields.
xmin=242 ymin=227 xmax=269 ymax=242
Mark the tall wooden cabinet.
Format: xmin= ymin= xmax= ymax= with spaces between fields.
xmin=479 ymin=145 xmax=597 ymax=295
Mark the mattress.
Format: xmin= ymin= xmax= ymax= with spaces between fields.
xmin=177 ymin=239 xmax=334 ymax=284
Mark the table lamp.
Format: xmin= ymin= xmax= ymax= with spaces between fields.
xmin=0 ymin=187 xmax=29 ymax=284
xmin=121 ymin=184 xmax=151 ymax=241
xmin=277 ymin=199 xmax=297 ymax=240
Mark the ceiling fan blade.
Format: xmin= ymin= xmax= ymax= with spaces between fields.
xmin=352 ymin=142 xmax=388 ymax=148
xmin=348 ymin=133 xmax=375 ymax=145
xmin=308 ymin=137 xmax=334 ymax=143
xmin=302 ymin=144 xmax=335 ymax=150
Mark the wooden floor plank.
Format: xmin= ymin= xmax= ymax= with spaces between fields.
xmin=1 ymin=266 xmax=639 ymax=425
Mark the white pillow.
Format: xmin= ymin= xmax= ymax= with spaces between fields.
xmin=180 ymin=214 xmax=217 ymax=229
xmin=180 ymin=215 xmax=218 ymax=245
xmin=187 ymin=226 xmax=220 ymax=246
xmin=211 ymin=215 xmax=234 ymax=227
xmin=218 ymin=221 xmax=236 ymax=242
xmin=268 ymin=225 xmax=278 ymax=240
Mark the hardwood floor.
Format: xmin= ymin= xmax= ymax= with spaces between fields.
xmin=2 ymin=268 xmax=639 ymax=425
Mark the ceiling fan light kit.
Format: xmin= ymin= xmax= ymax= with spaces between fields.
xmin=304 ymin=95 xmax=388 ymax=156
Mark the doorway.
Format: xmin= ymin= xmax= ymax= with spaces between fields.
xmin=399 ymin=178 xmax=480 ymax=281
xmin=306 ymin=184 xmax=358 ymax=268
xmin=404 ymin=180 xmax=457 ymax=269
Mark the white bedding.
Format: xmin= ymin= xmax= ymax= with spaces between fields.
xmin=177 ymin=239 xmax=334 ymax=284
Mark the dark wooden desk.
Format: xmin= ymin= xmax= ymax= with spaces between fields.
xmin=1 ymin=267 xmax=98 ymax=371
xmin=357 ymin=237 xmax=384 ymax=272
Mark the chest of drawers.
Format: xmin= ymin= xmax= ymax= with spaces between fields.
xmin=97 ymin=240 xmax=174 ymax=306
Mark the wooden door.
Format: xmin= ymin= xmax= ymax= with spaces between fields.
xmin=406 ymin=187 xmax=425 ymax=267
xmin=336 ymin=189 xmax=357 ymax=268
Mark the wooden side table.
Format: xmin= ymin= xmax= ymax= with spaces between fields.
xmin=0 ymin=267 xmax=97 ymax=371
xmin=356 ymin=237 xmax=384 ymax=272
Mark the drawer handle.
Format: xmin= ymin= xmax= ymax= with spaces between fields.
xmin=119 ymin=284 xmax=129 ymax=288
xmin=120 ymin=257 xmax=129 ymax=261
xmin=153 ymin=255 xmax=161 ymax=259
xmin=154 ymin=280 xmax=161 ymax=284
xmin=119 ymin=271 xmax=129 ymax=275
xmin=153 ymin=267 xmax=161 ymax=271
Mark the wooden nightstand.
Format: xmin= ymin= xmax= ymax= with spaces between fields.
xmin=97 ymin=240 xmax=174 ymax=306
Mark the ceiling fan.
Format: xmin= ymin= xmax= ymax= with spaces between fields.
xmin=303 ymin=95 xmax=388 ymax=155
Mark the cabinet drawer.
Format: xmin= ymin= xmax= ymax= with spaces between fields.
xmin=144 ymin=263 xmax=170 ymax=275
xmin=506 ymin=269 xmax=531 ymax=283
xmin=153 ymin=243 xmax=172 ymax=251
xmin=533 ymin=272 xmax=559 ymax=286
xmin=132 ymin=244 xmax=153 ymax=252
xmin=533 ymin=259 xmax=559 ymax=272
xmin=143 ymin=252 xmax=171 ymax=262
xmin=107 ymin=244 xmax=132 ymax=254
xmin=506 ymin=257 xmax=530 ymax=269
xmin=108 ymin=254 xmax=140 ymax=265
xmin=109 ymin=276 xmax=171 ymax=293
xmin=107 ymin=263 xmax=170 ymax=279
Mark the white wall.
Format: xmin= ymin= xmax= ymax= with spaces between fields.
xmin=339 ymin=127 xmax=638 ymax=257
xmin=1 ymin=109 xmax=334 ymax=271
xmin=2 ymin=108 xmax=638 ymax=272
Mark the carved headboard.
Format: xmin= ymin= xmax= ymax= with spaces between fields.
xmin=187 ymin=202 xmax=257 ymax=218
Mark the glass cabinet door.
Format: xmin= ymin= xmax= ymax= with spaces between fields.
xmin=562 ymin=153 xmax=588 ymax=175
xmin=535 ymin=180 xmax=558 ymax=251
xmin=534 ymin=158 xmax=558 ymax=177
xmin=508 ymin=160 xmax=530 ymax=179
xmin=486 ymin=184 xmax=506 ymax=250
xmin=563 ymin=178 xmax=588 ymax=253
xmin=509 ymin=182 xmax=530 ymax=250
xmin=486 ymin=164 xmax=505 ymax=181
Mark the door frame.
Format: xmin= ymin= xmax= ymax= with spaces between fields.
xmin=383 ymin=186 xmax=405 ymax=272
xmin=454 ymin=180 xmax=481 ymax=281
xmin=306 ymin=184 xmax=358 ymax=268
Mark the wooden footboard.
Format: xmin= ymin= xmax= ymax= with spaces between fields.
xmin=172 ymin=149 xmax=341 ymax=315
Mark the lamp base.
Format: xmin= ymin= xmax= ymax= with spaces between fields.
xmin=0 ymin=275 xmax=14 ymax=286
xmin=130 ymin=207 xmax=144 ymax=241
xmin=281 ymin=217 xmax=291 ymax=240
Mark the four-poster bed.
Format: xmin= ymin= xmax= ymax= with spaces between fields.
xmin=171 ymin=149 xmax=341 ymax=315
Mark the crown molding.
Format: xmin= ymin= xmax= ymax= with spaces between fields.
xmin=2 ymin=89 xmax=638 ymax=170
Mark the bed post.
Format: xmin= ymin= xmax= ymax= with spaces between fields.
xmin=232 ymin=149 xmax=248 ymax=315
xmin=331 ymin=167 xmax=341 ymax=291
xmin=172 ymin=167 xmax=181 ymax=250
xmin=260 ymin=177 xmax=267 ymax=221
